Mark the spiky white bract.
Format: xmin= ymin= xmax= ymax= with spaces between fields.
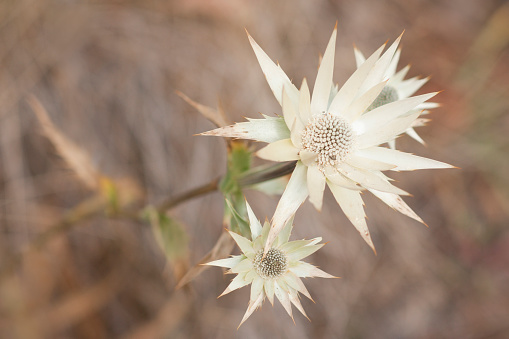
xmin=202 ymin=26 xmax=453 ymax=253
xmin=354 ymin=47 xmax=439 ymax=148
xmin=206 ymin=201 xmax=334 ymax=327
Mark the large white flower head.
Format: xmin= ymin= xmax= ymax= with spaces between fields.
xmin=203 ymin=25 xmax=453 ymax=253
xmin=206 ymin=201 xmax=334 ymax=327
xmin=354 ymin=46 xmax=440 ymax=148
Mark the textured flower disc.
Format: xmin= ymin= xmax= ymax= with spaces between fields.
xmin=301 ymin=112 xmax=354 ymax=168
xmin=253 ymin=248 xmax=288 ymax=279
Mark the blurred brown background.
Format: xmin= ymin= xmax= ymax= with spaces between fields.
xmin=1 ymin=0 xmax=508 ymax=338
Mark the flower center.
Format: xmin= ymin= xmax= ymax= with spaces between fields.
xmin=253 ymin=248 xmax=288 ymax=279
xmin=301 ymin=112 xmax=354 ymax=167
xmin=366 ymin=86 xmax=399 ymax=112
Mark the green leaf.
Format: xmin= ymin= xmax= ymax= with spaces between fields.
xmin=146 ymin=207 xmax=188 ymax=261
xmin=217 ymin=141 xmax=253 ymax=237
xmin=225 ymin=199 xmax=250 ymax=238
xmin=219 ymin=142 xmax=252 ymax=195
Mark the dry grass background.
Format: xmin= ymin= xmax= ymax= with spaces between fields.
xmin=1 ymin=0 xmax=509 ymax=338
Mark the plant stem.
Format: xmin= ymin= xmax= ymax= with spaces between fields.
xmin=156 ymin=177 xmax=221 ymax=213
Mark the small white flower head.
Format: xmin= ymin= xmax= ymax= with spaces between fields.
xmin=206 ymin=201 xmax=335 ymax=328
xmin=202 ymin=24 xmax=453 ymax=253
xmin=354 ymin=46 xmax=439 ymax=148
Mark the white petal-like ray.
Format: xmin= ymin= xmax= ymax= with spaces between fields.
xmin=283 ymin=272 xmax=313 ymax=300
xmin=275 ymin=215 xmax=294 ymax=247
xmin=279 ymin=239 xmax=316 ymax=253
xmin=287 ymin=244 xmax=325 ymax=262
xmin=228 ymin=231 xmax=254 ymax=255
xmin=274 ymin=281 xmax=293 ymax=319
xmin=405 ymin=127 xmax=425 ymax=145
xmin=418 ymin=102 xmax=440 ymax=109
xmin=307 ymin=237 xmax=322 ymax=246
xmin=345 ymin=154 xmax=396 ymax=171
xmin=307 ymin=165 xmax=326 ymax=211
xmin=328 ymin=183 xmax=375 ymax=251
xmin=231 ymin=258 xmax=254 ymax=273
xmin=398 ymin=76 xmax=430 ymax=98
xmin=310 ymin=26 xmax=337 ymax=115
xmin=288 ymin=289 xmax=309 ymax=320
xmin=283 ymin=88 xmax=304 ymax=147
xmin=206 ymin=255 xmax=244 ymax=268
xmin=356 ymin=92 xmax=437 ymax=133
xmin=289 ymin=261 xmax=336 ymax=278
xmin=328 ymin=44 xmax=385 ymax=116
xmin=390 ymin=64 xmax=410 ymax=84
xmin=342 ymin=80 xmax=388 ymax=122
xmin=247 ymin=32 xmax=300 ymax=107
xmin=257 ymin=138 xmax=299 ymax=162
xmin=353 ymin=47 xmax=366 ymax=67
xmin=250 ymin=277 xmax=264 ymax=302
xmin=220 ymin=273 xmax=252 ymax=297
xmin=299 ymin=149 xmax=317 ymax=166
xmin=239 ymin=290 xmax=264 ymax=328
xmin=356 ymin=147 xmax=453 ymax=171
xmin=388 ymin=139 xmax=396 ymax=150
xmin=282 ymin=86 xmax=298 ymax=131
xmin=386 ymin=48 xmax=401 ymax=78
xmin=244 ymin=269 xmax=257 ymax=282
xmin=325 ymin=167 xmax=362 ymax=190
xmin=201 ymin=116 xmax=290 ymax=143
xmin=358 ymin=32 xmax=403 ymax=95
xmin=246 ymin=200 xmax=262 ymax=240
xmin=264 ymin=279 xmax=275 ymax=305
xmin=337 ymin=162 xmax=408 ymax=195
xmin=356 ymin=111 xmax=421 ymax=149
xmin=266 ymin=162 xmax=309 ymax=253
xmin=260 ymin=221 xmax=271 ymax=245
xmin=298 ymin=78 xmax=312 ymax=123
xmin=368 ymin=188 xmax=425 ymax=224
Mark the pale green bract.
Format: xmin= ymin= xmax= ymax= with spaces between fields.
xmin=206 ymin=201 xmax=334 ymax=327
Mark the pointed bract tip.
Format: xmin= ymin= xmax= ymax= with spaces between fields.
xmin=334 ymin=21 xmax=338 ymax=30
xmin=300 ymin=77 xmax=308 ymax=88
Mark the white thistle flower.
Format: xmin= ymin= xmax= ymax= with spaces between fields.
xmin=206 ymin=201 xmax=335 ymax=327
xmin=202 ymin=25 xmax=453 ymax=252
xmin=354 ymin=46 xmax=439 ymax=148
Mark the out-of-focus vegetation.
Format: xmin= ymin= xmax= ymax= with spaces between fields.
xmin=1 ymin=0 xmax=508 ymax=338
